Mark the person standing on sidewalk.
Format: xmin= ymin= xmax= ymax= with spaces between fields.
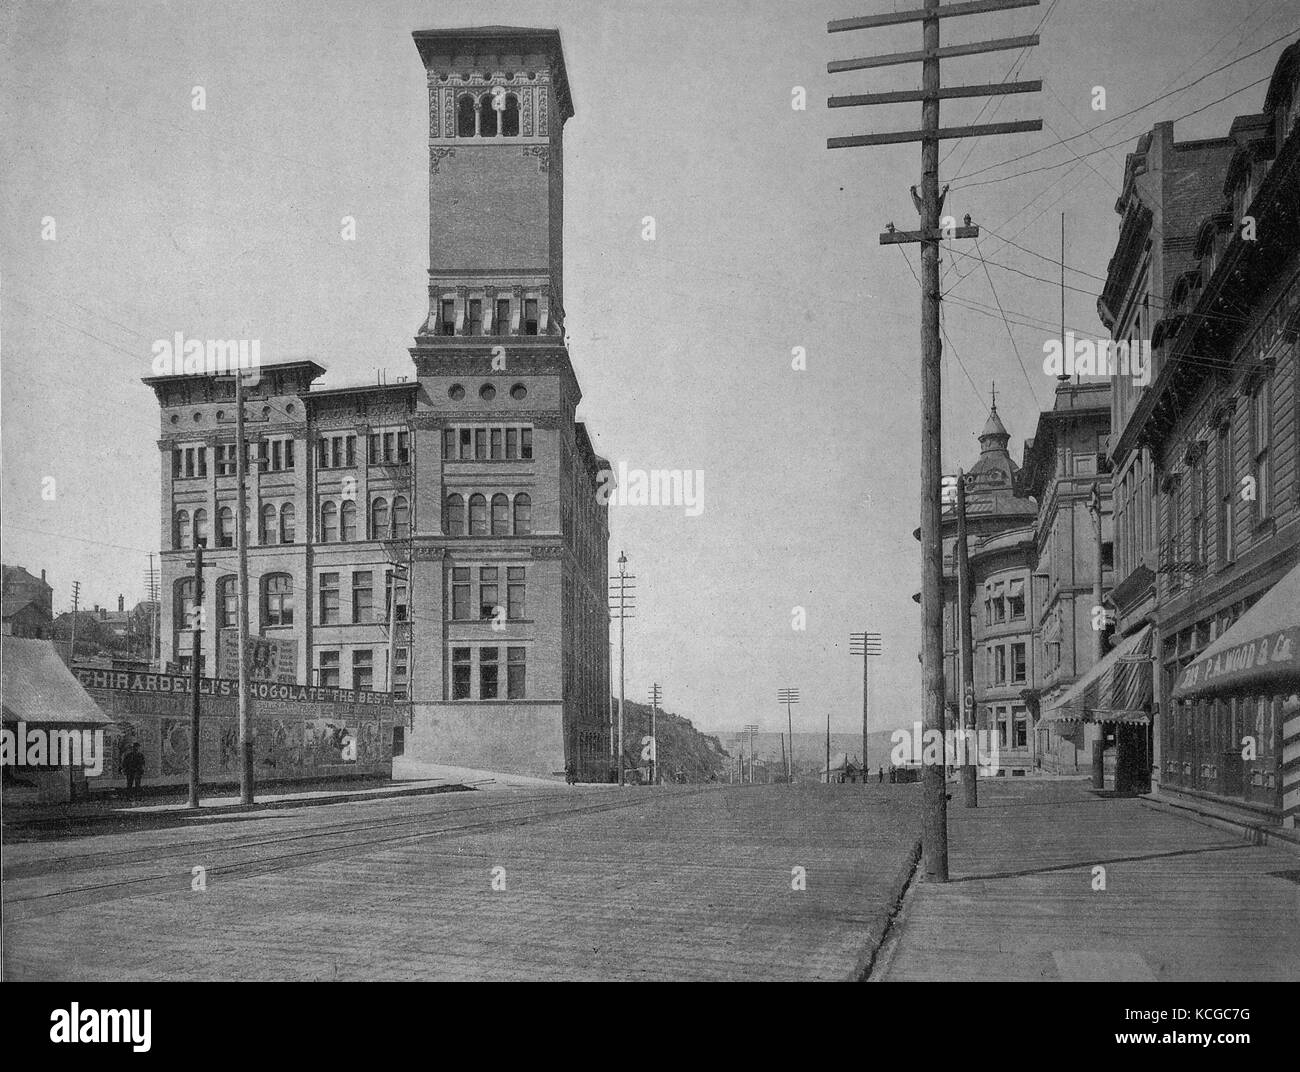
xmin=123 ymin=743 xmax=145 ymax=797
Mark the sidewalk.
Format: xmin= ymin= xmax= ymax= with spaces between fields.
xmin=874 ymin=779 xmax=1300 ymax=981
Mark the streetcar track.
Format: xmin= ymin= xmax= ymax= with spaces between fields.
xmin=4 ymin=787 xmax=714 ymax=919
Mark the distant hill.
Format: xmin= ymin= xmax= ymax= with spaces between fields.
xmin=610 ymin=699 xmax=731 ymax=783
xmin=708 ymin=730 xmax=901 ymax=773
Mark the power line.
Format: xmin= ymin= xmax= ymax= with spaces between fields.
xmin=972 ymin=238 xmax=1043 ymax=408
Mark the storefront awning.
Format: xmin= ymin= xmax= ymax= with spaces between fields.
xmin=1171 ymin=560 xmax=1300 ymax=701
xmin=2 ymin=638 xmax=112 ymax=726
xmin=1041 ymin=625 xmax=1154 ymax=725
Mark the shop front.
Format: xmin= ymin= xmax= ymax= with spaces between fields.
xmin=1168 ymin=561 xmax=1300 ymax=826
xmin=1040 ymin=625 xmax=1155 ymax=793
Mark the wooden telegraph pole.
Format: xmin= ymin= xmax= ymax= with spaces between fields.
xmin=955 ymin=470 xmax=978 ymax=807
xmin=235 ymin=370 xmax=254 ymax=805
xmin=185 ymin=546 xmax=204 ymax=809
xmin=828 ymin=0 xmax=1042 ymax=882
xmin=849 ymin=631 xmax=882 ymax=774
xmin=609 ymin=553 xmax=635 ymax=786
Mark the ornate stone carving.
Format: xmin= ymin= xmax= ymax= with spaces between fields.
xmin=431 ymin=147 xmax=456 ymax=174
xmin=523 ymin=145 xmax=549 ymax=173
xmin=529 ymin=544 xmax=565 ymax=560
xmin=538 ymin=86 xmax=549 ymax=136
xmin=522 ymin=87 xmax=533 ymax=136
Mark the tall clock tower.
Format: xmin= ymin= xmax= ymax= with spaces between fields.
xmin=407 ymin=27 xmax=612 ymax=780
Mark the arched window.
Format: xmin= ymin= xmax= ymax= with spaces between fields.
xmin=193 ymin=508 xmax=209 ymax=548
xmin=175 ymin=510 xmax=192 ymax=550
xmin=371 ymin=497 xmax=389 ymax=540
xmin=280 ymin=502 xmax=296 ymax=544
xmin=513 ymin=493 xmax=532 ymax=535
xmin=260 ymin=503 xmax=277 ymax=545
xmin=502 ymin=93 xmax=520 ymax=137
xmin=392 ymin=496 xmax=410 ymax=539
xmin=262 ymin=573 xmax=293 ymax=627
xmin=479 ymin=92 xmax=498 ymax=137
xmin=320 ymin=501 xmax=338 ymax=543
xmin=445 ymin=494 xmax=465 ymax=535
xmin=457 ymin=94 xmax=476 ymax=137
xmin=175 ymin=578 xmax=197 ymax=632
xmin=217 ymin=507 xmax=234 ymax=548
xmin=468 ymin=493 xmax=488 ymax=536
xmin=217 ymin=575 xmax=237 ymax=629
xmin=491 ymin=493 xmax=510 ymax=535
xmin=340 ymin=500 xmax=357 ymax=542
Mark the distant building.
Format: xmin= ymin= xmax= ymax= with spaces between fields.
xmin=1 ymin=564 xmax=53 ymax=639
xmin=821 ymin=754 xmax=864 ymax=783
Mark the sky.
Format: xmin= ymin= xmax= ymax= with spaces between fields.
xmin=2 ymin=0 xmax=1297 ymax=738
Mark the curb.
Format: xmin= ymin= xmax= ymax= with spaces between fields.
xmin=847 ymin=837 xmax=923 ymax=982
xmin=1138 ymin=794 xmax=1300 ymax=857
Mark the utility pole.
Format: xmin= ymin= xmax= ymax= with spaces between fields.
xmin=849 ymin=632 xmax=882 ymax=773
xmin=956 ymin=470 xmax=979 ymax=807
xmin=235 ymin=370 xmax=254 ymax=805
xmin=184 ymin=545 xmax=204 ymax=809
xmin=1088 ymin=481 xmax=1106 ymax=789
xmin=825 ymin=712 xmax=831 ymax=785
xmin=69 ymin=580 xmax=81 ymax=664
xmin=781 ymin=732 xmax=788 ymax=785
xmin=648 ymin=683 xmax=662 ymax=786
xmin=828 ymin=0 xmax=1042 ymax=884
xmin=609 ymin=552 xmax=635 ymax=786
xmin=776 ymin=692 xmax=799 ymax=783
xmin=743 ymin=723 xmax=759 ymax=784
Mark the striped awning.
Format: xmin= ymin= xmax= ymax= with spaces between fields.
xmin=1041 ymin=625 xmax=1154 ymax=725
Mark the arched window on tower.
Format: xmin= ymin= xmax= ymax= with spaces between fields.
xmin=260 ymin=503 xmax=277 ymax=545
xmin=217 ymin=575 xmax=237 ymax=629
xmin=479 ymin=93 xmax=499 ymax=137
xmin=445 ymin=494 xmax=465 ymax=535
xmin=193 ymin=508 xmax=209 ymax=548
xmin=175 ymin=510 xmax=192 ymax=551
xmin=340 ymin=500 xmax=357 ymax=543
xmin=491 ymin=493 xmax=510 ymax=535
xmin=217 ymin=507 xmax=234 ymax=548
xmin=502 ymin=94 xmax=520 ymax=137
xmin=513 ymin=493 xmax=532 ymax=536
xmin=468 ymin=494 xmax=488 ymax=536
xmin=320 ymin=501 xmax=338 ymax=543
xmin=280 ymin=502 xmax=296 ymax=544
xmin=371 ymin=498 xmax=390 ymax=540
xmin=457 ymin=94 xmax=476 ymax=137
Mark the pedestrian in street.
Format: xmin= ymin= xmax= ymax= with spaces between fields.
xmin=123 ymin=743 xmax=145 ymax=797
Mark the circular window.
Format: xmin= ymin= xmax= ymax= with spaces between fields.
xmin=193 ymin=412 xmax=202 ymax=422
xmin=262 ymin=406 xmax=271 ymax=418
xmin=216 ymin=410 xmax=225 ymax=420
xmin=510 ymin=383 xmax=527 ymax=401
xmin=479 ymin=383 xmax=497 ymax=401
xmin=286 ymin=403 xmax=295 ymax=415
xmin=170 ymin=414 xmax=180 ymax=425
xmin=448 ymin=384 xmax=466 ymax=401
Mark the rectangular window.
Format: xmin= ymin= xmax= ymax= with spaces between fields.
xmin=994 ymin=646 xmax=1007 ymax=686
xmin=451 ymin=567 xmax=471 ymax=620
xmin=285 ymin=440 xmax=295 ymax=470
xmin=331 ymin=437 xmax=343 ymax=470
xmin=318 ymin=650 xmax=340 ymax=688
xmin=345 ymin=435 xmax=355 ymax=468
xmin=1252 ymin=377 xmax=1271 ymax=521
xmin=383 ymin=432 xmax=395 ymax=464
xmin=468 ymin=299 xmax=482 ymax=336
xmin=1218 ymin=424 xmax=1235 ymax=566
xmin=368 ymin=434 xmax=379 ymax=465
xmin=507 ymin=566 xmax=525 ymax=619
xmin=271 ymin=440 xmax=282 ymax=472
xmin=452 ymin=647 xmax=471 ymax=699
xmin=459 ymin=428 xmax=472 ymax=461
xmin=397 ymin=431 xmax=409 ymax=464
xmin=352 ymin=649 xmax=373 ymax=692
xmin=196 ymin=448 xmax=207 ymax=478
xmin=320 ymin=572 xmax=340 ymax=625
xmin=521 ymin=428 xmax=533 ymax=460
xmin=443 ymin=428 xmax=456 ymax=459
xmin=524 ymin=299 xmax=538 ymax=335
xmin=507 ymin=647 xmax=525 ymax=699
xmin=1011 ymin=643 xmax=1026 ymax=684
xmin=479 ymin=566 xmax=499 ymax=620
xmin=496 ymin=298 xmax=511 ymax=336
xmin=352 ymin=571 xmax=373 ymax=624
xmin=480 ymin=646 xmax=499 ymax=699
xmin=506 ymin=428 xmax=519 ymax=460
xmin=474 ymin=428 xmax=487 ymax=460
xmin=172 ymin=448 xmax=182 ymax=477
xmin=441 ymin=299 xmax=456 ymax=336
xmin=490 ymin=428 xmax=503 ymax=460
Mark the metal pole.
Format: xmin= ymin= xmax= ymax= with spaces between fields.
xmin=957 ymin=469 xmax=979 ymax=807
xmin=236 ymin=371 xmax=253 ymax=804
xmin=386 ymin=569 xmax=399 ymax=691
xmin=188 ymin=546 xmax=203 ymax=809
xmin=618 ymin=554 xmax=626 ymax=787
xmin=919 ymin=0 xmax=949 ymax=881
xmin=1091 ymin=484 xmax=1106 ymax=789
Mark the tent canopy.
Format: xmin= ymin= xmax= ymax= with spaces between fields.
xmin=1 ymin=638 xmax=111 ymax=726
xmin=1172 ymin=560 xmax=1300 ymax=700
xmin=1041 ymin=625 xmax=1153 ymax=726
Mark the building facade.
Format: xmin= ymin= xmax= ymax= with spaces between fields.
xmin=146 ymin=26 xmax=611 ymax=781
xmin=1019 ymin=382 xmax=1113 ymax=774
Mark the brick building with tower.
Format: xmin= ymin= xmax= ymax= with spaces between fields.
xmin=146 ymin=25 xmax=611 ymax=780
